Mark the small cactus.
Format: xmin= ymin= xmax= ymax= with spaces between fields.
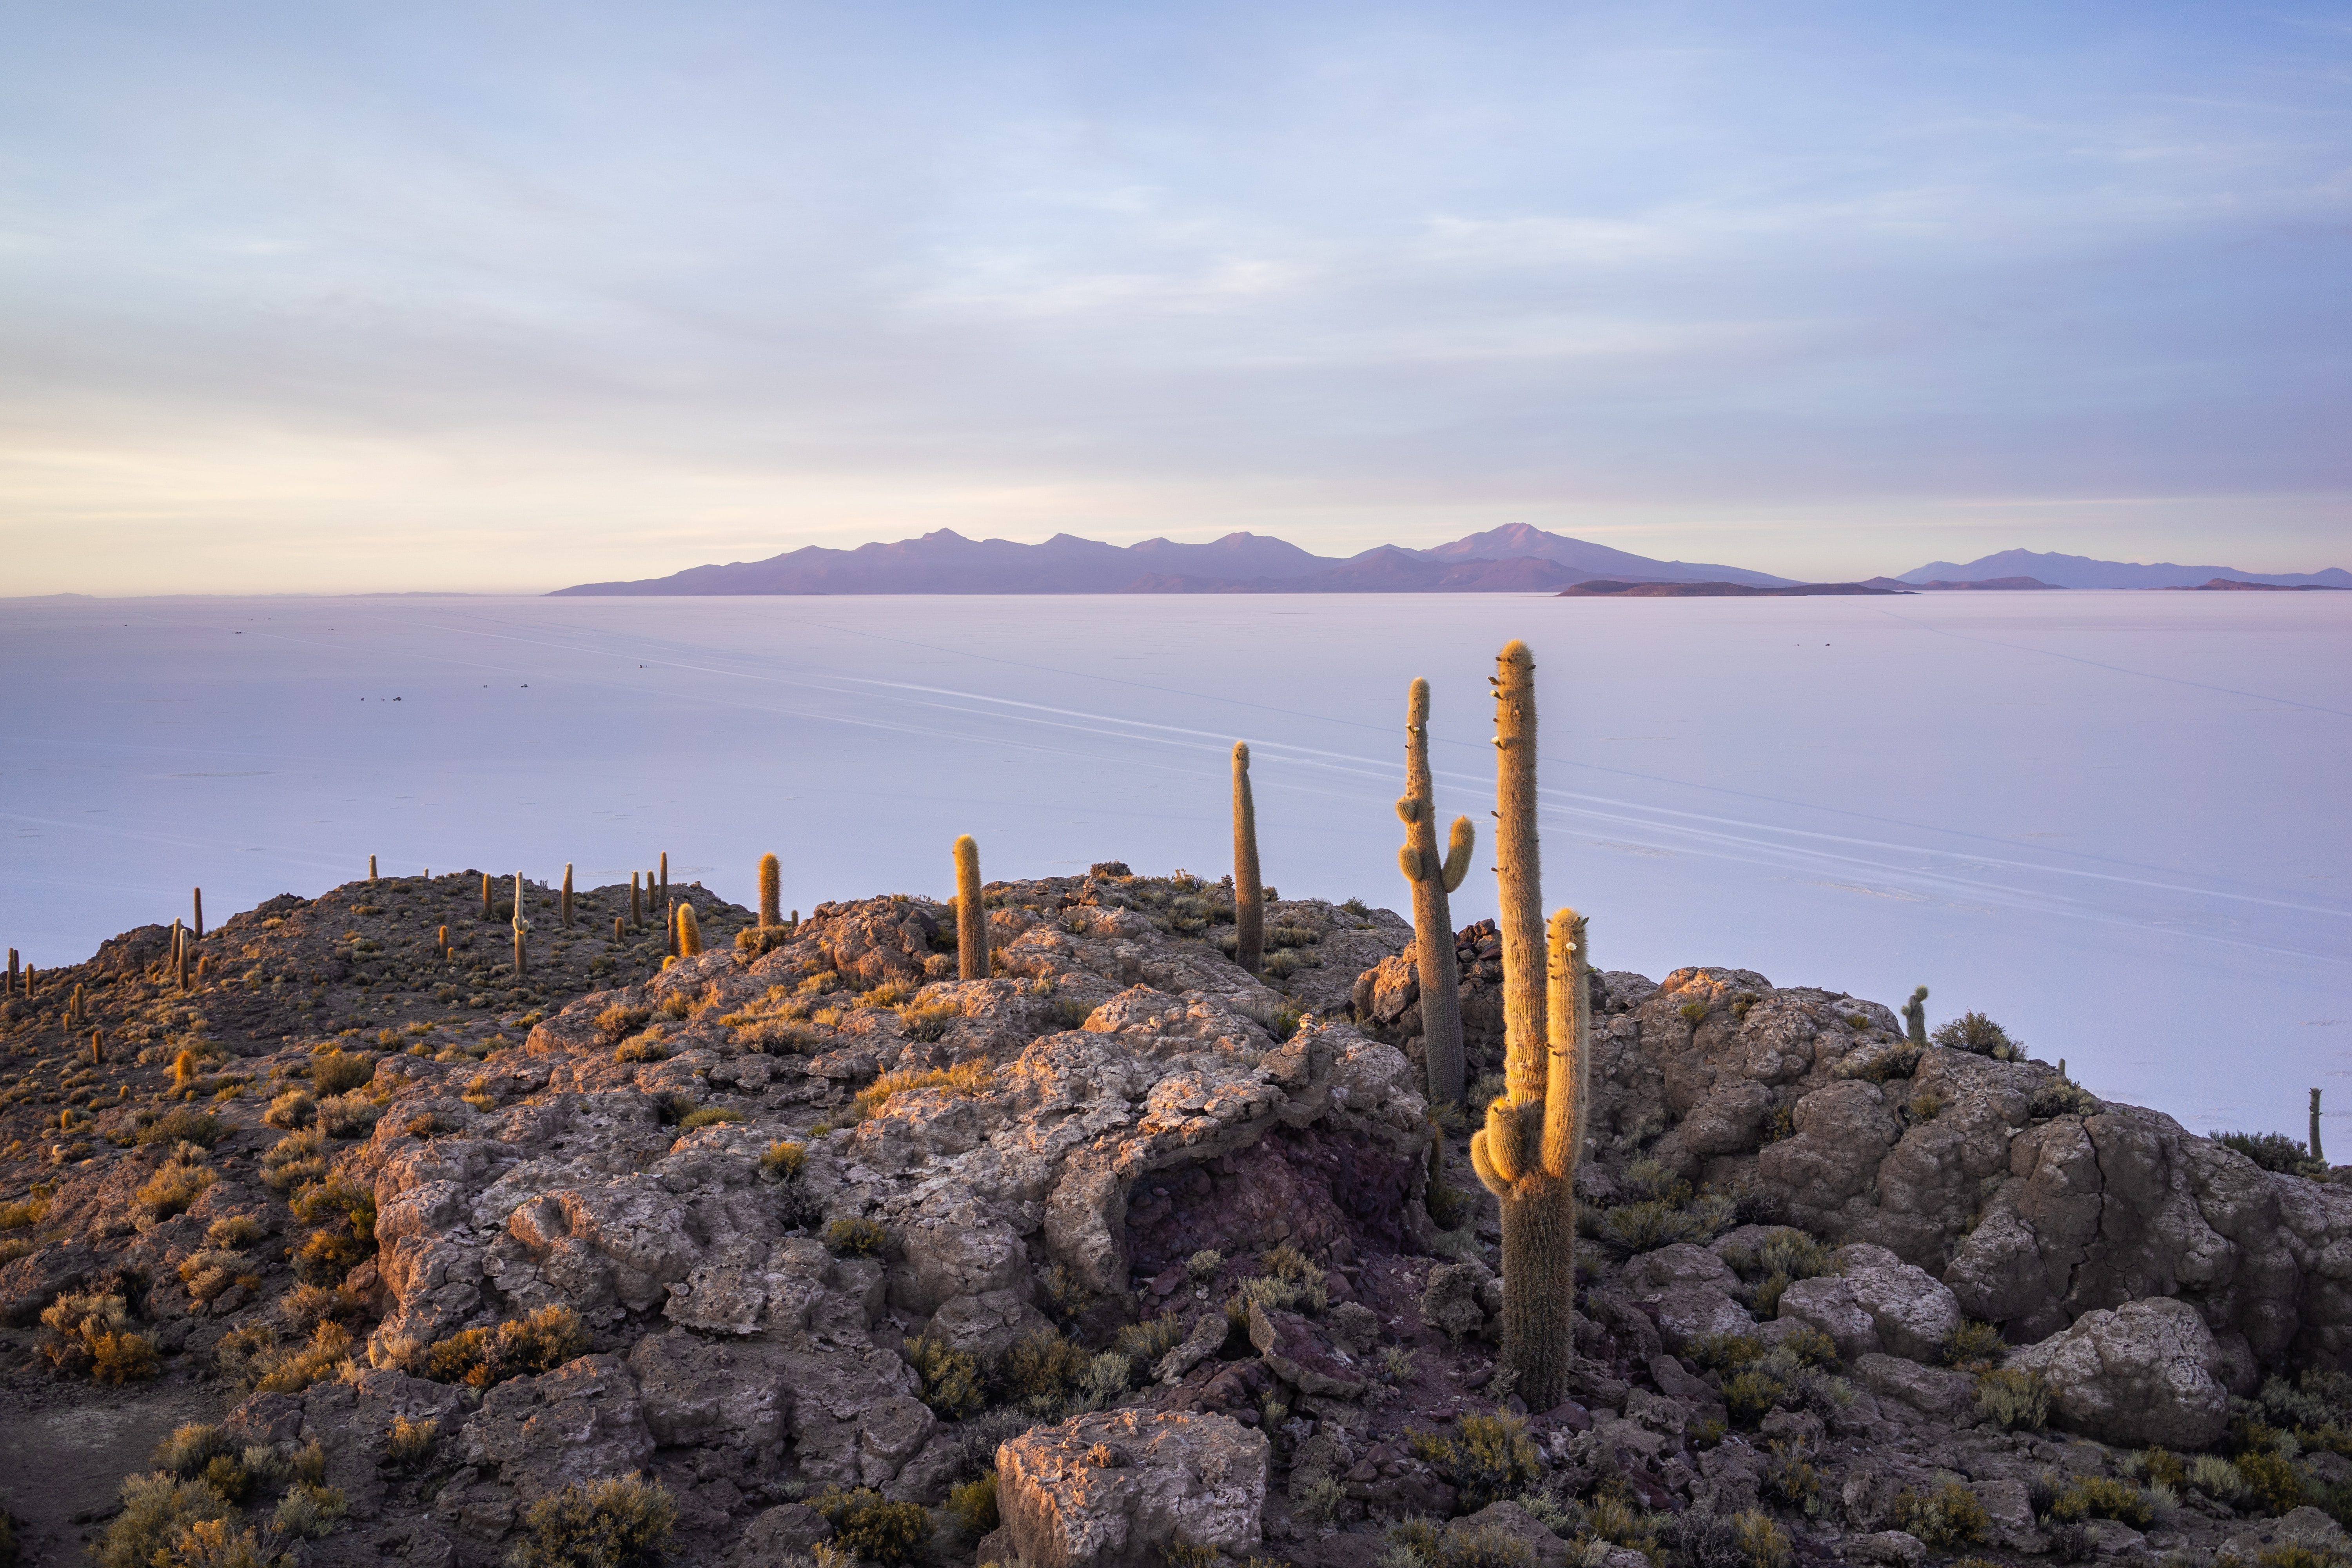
xmin=1902 ymin=985 xmax=1929 ymax=1047
xmin=562 ymin=864 xmax=574 ymax=928
xmin=677 ymin=902 xmax=702 ymax=958
xmin=954 ymin=835 xmax=986 ymax=981
xmin=1233 ymin=742 xmax=1265 ymax=976
xmin=759 ymin=853 xmax=782 ymax=928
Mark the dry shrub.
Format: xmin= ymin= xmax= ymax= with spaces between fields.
xmin=824 ymin=1216 xmax=887 ymax=1257
xmin=760 ymin=1140 xmax=808 ymax=1179
xmin=386 ymin=1414 xmax=439 ymax=1468
xmin=253 ymin=1320 xmax=356 ymax=1394
xmin=316 ymin=1091 xmax=383 ymax=1138
xmin=260 ymin=1127 xmax=328 ymax=1192
xmin=135 ymin=1107 xmax=226 ymax=1147
xmin=137 ymin=1156 xmax=216 ymax=1220
xmin=40 ymin=1291 xmax=160 ymax=1383
xmin=311 ymin=1051 xmax=375 ymax=1096
xmin=273 ymin=1480 xmax=347 ymax=1538
xmin=809 ymin=1487 xmax=931 ymax=1566
xmin=595 ymin=1004 xmax=652 ymax=1044
xmin=263 ymin=1089 xmax=317 ymax=1129
xmin=851 ymin=1060 xmax=992 ymax=1120
xmin=94 ymin=1473 xmax=233 ymax=1568
xmin=423 ymin=1304 xmax=590 ymax=1389
xmin=678 ymin=1105 xmax=746 ymax=1129
xmin=947 ymin=1470 xmax=1000 ymax=1536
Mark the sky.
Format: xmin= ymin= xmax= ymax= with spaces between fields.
xmin=2 ymin=1 xmax=2348 ymax=593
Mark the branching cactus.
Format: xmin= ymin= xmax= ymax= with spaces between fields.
xmin=1903 ymin=985 xmax=1929 ymax=1046
xmin=1396 ymin=677 xmax=1476 ymax=1105
xmin=677 ymin=902 xmax=702 ymax=958
xmin=1233 ymin=742 xmax=1265 ymax=975
xmin=1470 ymin=906 xmax=1588 ymax=1412
xmin=759 ymin=853 xmax=782 ymax=928
xmin=954 ymin=835 xmax=987 ymax=981
xmin=512 ymin=873 xmax=530 ymax=978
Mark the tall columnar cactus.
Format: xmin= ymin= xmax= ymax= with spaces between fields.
xmin=660 ymin=852 xmax=669 ymax=910
xmin=1491 ymin=641 xmax=1544 ymax=1094
xmin=1903 ymin=986 xmax=1929 ymax=1046
xmin=666 ymin=899 xmax=679 ymax=958
xmin=481 ymin=873 xmax=493 ymax=923
xmin=91 ymin=1028 xmax=105 ymax=1066
xmin=174 ymin=922 xmax=190 ymax=991
xmin=1232 ymin=742 xmax=1265 ymax=976
xmin=193 ymin=887 xmax=204 ymax=940
xmin=632 ymin=873 xmax=643 ymax=929
xmin=369 ymin=854 xmax=377 ymax=882
xmin=678 ymin=903 xmax=703 ymax=958
xmin=1471 ymin=906 xmax=1588 ymax=1412
xmin=759 ymin=853 xmax=782 ymax=928
xmin=512 ymin=873 xmax=530 ymax=978
xmin=437 ymin=925 xmax=450 ymax=960
xmin=954 ymin=835 xmax=987 ymax=981
xmin=1396 ymin=678 xmax=1476 ymax=1105
xmin=612 ymin=916 xmax=624 ymax=945
xmin=2314 ymin=1088 xmax=2327 ymax=1165
xmin=562 ymin=864 xmax=574 ymax=928
xmin=7 ymin=948 xmax=16 ymax=996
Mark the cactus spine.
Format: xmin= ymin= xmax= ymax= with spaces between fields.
xmin=1232 ymin=742 xmax=1265 ymax=975
xmin=954 ymin=835 xmax=986 ymax=981
xmin=759 ymin=853 xmax=782 ymax=928
xmin=512 ymin=873 xmax=530 ymax=978
xmin=677 ymin=902 xmax=702 ymax=957
xmin=562 ymin=864 xmax=574 ymax=928
xmin=1903 ymin=985 xmax=1928 ymax=1046
xmin=1397 ymin=678 xmax=1476 ymax=1105
xmin=1470 ymin=906 xmax=1588 ymax=1412
xmin=193 ymin=887 xmax=204 ymax=940
xmin=2314 ymin=1087 xmax=2327 ymax=1165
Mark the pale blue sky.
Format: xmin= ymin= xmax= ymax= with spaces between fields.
xmin=2 ymin=1 xmax=2347 ymax=591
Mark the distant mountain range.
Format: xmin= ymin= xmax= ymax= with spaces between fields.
xmin=548 ymin=528 xmax=2347 ymax=597
xmin=1893 ymin=549 xmax=2350 ymax=590
xmin=550 ymin=523 xmax=1794 ymax=595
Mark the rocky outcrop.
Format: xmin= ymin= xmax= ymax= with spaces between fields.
xmin=996 ymin=1409 xmax=1269 ymax=1568
xmin=2007 ymin=1295 xmax=2233 ymax=1448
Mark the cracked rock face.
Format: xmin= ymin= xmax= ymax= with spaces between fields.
xmin=996 ymin=1409 xmax=1270 ymax=1568
xmin=2007 ymin=1295 xmax=2232 ymax=1448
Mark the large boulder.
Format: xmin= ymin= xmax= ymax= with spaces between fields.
xmin=996 ymin=1410 xmax=1270 ymax=1568
xmin=2007 ymin=1296 xmax=2231 ymax=1448
xmin=1837 ymin=1243 xmax=1964 ymax=1362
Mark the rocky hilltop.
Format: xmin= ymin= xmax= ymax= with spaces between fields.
xmin=4 ymin=868 xmax=2351 ymax=1568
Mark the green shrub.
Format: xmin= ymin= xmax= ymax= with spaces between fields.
xmin=1941 ymin=1320 xmax=2006 ymax=1370
xmin=1975 ymin=1367 xmax=2050 ymax=1431
xmin=512 ymin=1473 xmax=677 ymax=1568
xmin=1732 ymin=1510 xmax=1793 ymax=1568
xmin=1688 ymin=1332 xmax=1764 ymax=1373
xmin=2190 ymin=1454 xmax=2247 ymax=1502
xmin=136 ymin=1156 xmax=216 ymax=1219
xmin=1725 ymin=1367 xmax=1789 ymax=1427
xmin=2221 ymin=1131 xmax=2323 ymax=1176
xmin=1000 ymin=1328 xmax=1090 ymax=1401
xmin=1833 ymin=1044 xmax=1922 ymax=1083
xmin=907 ymin=1333 xmax=987 ymax=1420
xmin=809 ymin=1486 xmax=932 ymax=1566
xmin=2046 ymin=1475 xmax=2154 ymax=1529
xmin=1930 ymin=1013 xmax=2023 ymax=1058
xmin=135 ymin=1107 xmax=226 ymax=1147
xmin=264 ymin=1089 xmax=317 ymax=1129
xmin=2029 ymin=1081 xmax=2102 ymax=1121
xmin=423 ymin=1304 xmax=590 ymax=1388
xmin=312 ymin=1051 xmax=375 ymax=1096
xmin=2236 ymin=1447 xmax=2305 ymax=1515
xmin=1405 ymin=1410 xmax=1540 ymax=1512
xmin=1762 ymin=1440 xmax=1821 ymax=1513
xmin=274 ymin=1481 xmax=347 ymax=1538
xmin=948 ymin=1470 xmax=1000 ymax=1536
xmin=1896 ymin=1479 xmax=1993 ymax=1548
xmin=825 ymin=1216 xmax=887 ymax=1257
xmin=93 ymin=1474 xmax=232 ymax=1568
